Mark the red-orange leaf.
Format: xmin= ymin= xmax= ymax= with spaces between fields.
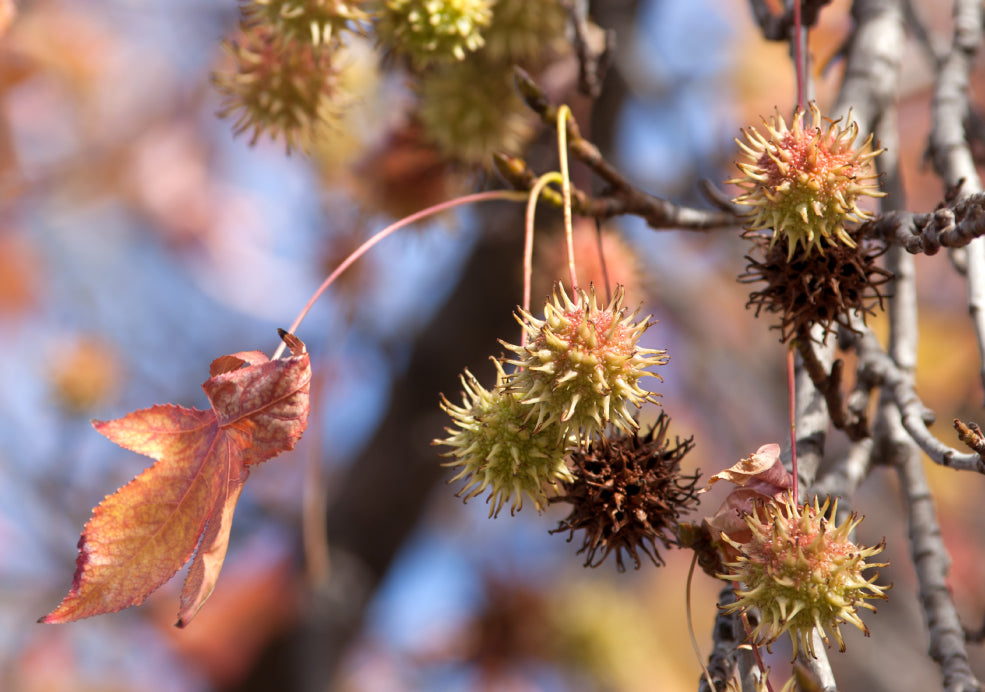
xmin=41 ymin=335 xmax=310 ymax=626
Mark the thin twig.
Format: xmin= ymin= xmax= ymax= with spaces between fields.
xmin=795 ymin=336 xmax=869 ymax=441
xmin=272 ymin=189 xmax=526 ymax=359
xmin=561 ymin=0 xmax=611 ymax=99
xmin=510 ymin=68 xmax=738 ymax=231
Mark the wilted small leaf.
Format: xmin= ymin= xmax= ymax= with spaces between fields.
xmin=698 ymin=443 xmax=794 ymax=564
xmin=701 ymin=443 xmax=791 ymax=495
xmin=41 ymin=335 xmax=310 ymax=626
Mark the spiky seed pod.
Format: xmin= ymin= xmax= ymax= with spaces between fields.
xmin=213 ymin=23 xmax=344 ymax=153
xmin=551 ymin=412 xmax=700 ymax=571
xmin=718 ymin=494 xmax=890 ymax=659
xmin=502 ymin=284 xmax=668 ymax=442
xmin=740 ymin=231 xmax=893 ymax=343
xmin=378 ymin=0 xmax=493 ymax=68
xmin=241 ymin=0 xmax=371 ymax=46
xmin=729 ymin=103 xmax=885 ymax=259
xmin=434 ymin=361 xmax=573 ymax=517
xmin=416 ymin=55 xmax=535 ymax=165
xmin=481 ymin=0 xmax=568 ymax=65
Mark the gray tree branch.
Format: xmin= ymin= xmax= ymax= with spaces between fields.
xmin=930 ymin=0 xmax=985 ymax=398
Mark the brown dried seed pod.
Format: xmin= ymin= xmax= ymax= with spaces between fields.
xmin=739 ymin=231 xmax=893 ymax=343
xmin=551 ymin=412 xmax=699 ymax=571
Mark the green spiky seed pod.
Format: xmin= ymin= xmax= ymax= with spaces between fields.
xmin=213 ymin=23 xmax=343 ymax=153
xmin=503 ymin=284 xmax=668 ymax=442
xmin=241 ymin=0 xmax=372 ymax=46
xmin=482 ymin=0 xmax=568 ymax=65
xmin=435 ymin=361 xmax=573 ymax=517
xmin=416 ymin=55 xmax=534 ymax=165
xmin=378 ymin=0 xmax=493 ymax=68
xmin=719 ymin=494 xmax=890 ymax=659
xmin=729 ymin=103 xmax=885 ymax=260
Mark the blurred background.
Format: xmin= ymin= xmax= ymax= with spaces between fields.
xmin=0 ymin=0 xmax=983 ymax=690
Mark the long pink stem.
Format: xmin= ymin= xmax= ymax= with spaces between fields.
xmin=790 ymin=0 xmax=805 ymax=501
xmin=788 ymin=346 xmax=799 ymax=502
xmin=272 ymin=189 xmax=524 ymax=360
xmin=794 ymin=0 xmax=805 ymax=109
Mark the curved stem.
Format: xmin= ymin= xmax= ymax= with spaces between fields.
xmin=687 ymin=552 xmax=717 ymax=691
xmin=272 ymin=189 xmax=528 ymax=360
xmin=523 ymin=172 xmax=565 ymax=346
xmin=557 ymin=104 xmax=578 ymax=292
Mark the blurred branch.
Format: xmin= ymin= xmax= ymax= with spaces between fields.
xmin=834 ymin=0 xmax=905 ymax=132
xmin=811 ymin=437 xmax=875 ymax=503
xmin=747 ymin=0 xmax=832 ymax=41
xmin=930 ymin=0 xmax=985 ymax=401
xmin=562 ymin=0 xmax=612 ymax=99
xmin=699 ymin=586 xmax=740 ymax=692
xmin=902 ymin=0 xmax=944 ymax=68
xmin=506 ymin=68 xmax=738 ymax=231
xmin=928 ymin=0 xmax=984 ymax=192
xmin=898 ymin=446 xmax=981 ymax=692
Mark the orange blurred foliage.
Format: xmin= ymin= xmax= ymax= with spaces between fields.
xmin=46 ymin=336 xmax=120 ymax=414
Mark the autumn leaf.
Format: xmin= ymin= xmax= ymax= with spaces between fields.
xmin=40 ymin=331 xmax=311 ymax=627
xmin=700 ymin=443 xmax=791 ymax=496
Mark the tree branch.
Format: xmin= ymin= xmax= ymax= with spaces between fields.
xmin=898 ymin=446 xmax=982 ymax=691
xmin=930 ymin=0 xmax=985 ymax=400
xmin=844 ymin=324 xmax=985 ymax=472
xmin=507 ymin=68 xmax=739 ymax=231
xmin=796 ymin=335 xmax=870 ymax=442
xmin=792 ymin=329 xmax=835 ymax=493
xmin=699 ymin=586 xmax=741 ymax=692
xmin=860 ymin=193 xmax=985 ymax=254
